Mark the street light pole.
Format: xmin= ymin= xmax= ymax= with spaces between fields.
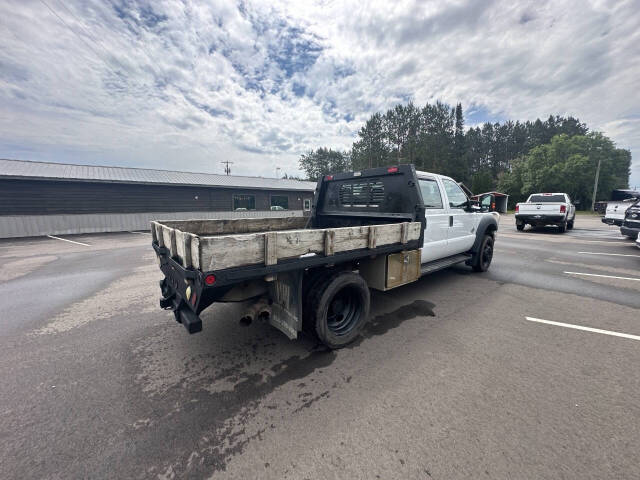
xmin=590 ymin=146 xmax=603 ymax=211
xmin=591 ymin=157 xmax=601 ymax=211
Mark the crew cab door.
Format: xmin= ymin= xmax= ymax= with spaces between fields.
xmin=441 ymin=177 xmax=476 ymax=255
xmin=417 ymin=176 xmax=449 ymax=263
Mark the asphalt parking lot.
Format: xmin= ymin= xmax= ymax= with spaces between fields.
xmin=1 ymin=215 xmax=639 ymax=479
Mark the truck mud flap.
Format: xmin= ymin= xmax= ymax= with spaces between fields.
xmin=268 ymin=271 xmax=303 ymax=340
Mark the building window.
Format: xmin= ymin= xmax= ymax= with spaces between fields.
xmin=304 ymin=199 xmax=311 ymax=211
xmin=233 ymin=194 xmax=255 ymax=211
xmin=270 ymin=195 xmax=289 ymax=211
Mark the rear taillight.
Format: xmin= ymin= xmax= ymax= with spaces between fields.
xmin=515 ymin=205 xmax=519 ymax=213
xmin=325 ymin=175 xmax=334 ymax=181
xmin=387 ymin=166 xmax=398 ymax=173
xmin=205 ymin=274 xmax=216 ymax=285
xmin=560 ymin=205 xmax=566 ymax=213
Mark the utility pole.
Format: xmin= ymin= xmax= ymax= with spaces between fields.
xmin=221 ymin=161 xmax=233 ymax=175
xmin=590 ymin=146 xmax=603 ymax=211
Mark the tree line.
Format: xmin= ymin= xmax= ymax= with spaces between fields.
xmin=298 ymin=101 xmax=631 ymax=208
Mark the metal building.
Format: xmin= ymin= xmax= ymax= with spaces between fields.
xmin=0 ymin=159 xmax=316 ymax=238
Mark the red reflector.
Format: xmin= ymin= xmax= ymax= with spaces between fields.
xmin=387 ymin=166 xmax=398 ymax=173
xmin=560 ymin=205 xmax=566 ymax=213
xmin=515 ymin=205 xmax=519 ymax=213
xmin=325 ymin=175 xmax=334 ymax=180
xmin=205 ymin=274 xmax=216 ymax=285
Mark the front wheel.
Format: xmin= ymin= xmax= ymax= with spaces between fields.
xmin=472 ymin=234 xmax=494 ymax=272
xmin=310 ymin=271 xmax=370 ymax=349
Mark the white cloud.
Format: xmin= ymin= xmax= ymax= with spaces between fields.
xmin=0 ymin=0 xmax=637 ymax=185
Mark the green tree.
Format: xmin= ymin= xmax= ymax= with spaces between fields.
xmin=298 ymin=147 xmax=352 ymax=181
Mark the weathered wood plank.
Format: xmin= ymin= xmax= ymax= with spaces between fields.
xmin=332 ymin=226 xmax=369 ymax=253
xmin=200 ymin=234 xmax=265 ymax=270
xmin=175 ymin=229 xmax=186 ymax=265
xmin=265 ymin=232 xmax=278 ymax=266
xmin=275 ymin=229 xmax=325 ymax=259
xmin=176 ymin=231 xmax=193 ymax=268
xmin=368 ymin=225 xmax=377 ymax=249
xmin=160 ymin=220 xmax=422 ymax=271
xmin=191 ymin=235 xmax=201 ymax=270
xmin=169 ymin=228 xmax=178 ymax=259
xmin=162 ymin=216 xmax=307 ymax=235
xmin=324 ymin=229 xmax=335 ymax=256
xmin=401 ymin=222 xmax=409 ymax=244
xmin=150 ymin=221 xmax=158 ymax=243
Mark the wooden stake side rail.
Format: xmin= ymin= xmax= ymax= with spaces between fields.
xmin=152 ymin=219 xmax=421 ymax=271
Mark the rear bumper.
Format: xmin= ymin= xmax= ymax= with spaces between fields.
xmin=602 ymin=217 xmax=623 ymax=226
xmin=516 ymin=214 xmax=566 ymax=225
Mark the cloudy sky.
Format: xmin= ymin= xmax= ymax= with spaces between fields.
xmin=0 ymin=0 xmax=638 ymax=186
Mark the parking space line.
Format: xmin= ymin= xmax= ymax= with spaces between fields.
xmin=564 ymin=271 xmax=640 ymax=282
xmin=525 ymin=317 xmax=640 ymax=341
xmin=46 ymin=235 xmax=91 ymax=247
xmin=578 ymin=252 xmax=640 ymax=258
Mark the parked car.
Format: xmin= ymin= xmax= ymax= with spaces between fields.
xmin=620 ymin=200 xmax=640 ymax=240
xmin=636 ymin=235 xmax=640 ymax=249
xmin=515 ymin=193 xmax=576 ymax=233
xmin=151 ymin=165 xmax=498 ymax=348
xmin=602 ymin=190 xmax=640 ymax=226
xmin=602 ymin=198 xmax=637 ymax=226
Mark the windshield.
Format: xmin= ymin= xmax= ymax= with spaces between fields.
xmin=529 ymin=194 xmax=565 ymax=203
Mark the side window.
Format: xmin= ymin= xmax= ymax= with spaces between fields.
xmin=303 ymin=199 xmax=311 ymax=211
xmin=481 ymin=195 xmax=492 ymax=211
xmin=442 ymin=179 xmax=468 ymax=208
xmin=418 ymin=179 xmax=443 ymax=209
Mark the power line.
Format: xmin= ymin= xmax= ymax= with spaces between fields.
xmin=39 ymin=0 xmax=122 ymax=80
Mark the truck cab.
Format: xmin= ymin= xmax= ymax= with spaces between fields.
xmin=416 ymin=172 xmax=494 ymax=263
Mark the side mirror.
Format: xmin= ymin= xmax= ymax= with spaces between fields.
xmin=465 ymin=200 xmax=481 ymax=212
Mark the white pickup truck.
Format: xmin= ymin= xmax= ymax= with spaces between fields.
xmin=151 ymin=165 xmax=499 ymax=348
xmin=515 ymin=193 xmax=576 ymax=233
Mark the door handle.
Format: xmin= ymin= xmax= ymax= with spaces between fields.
xmin=449 ymin=216 xmax=453 ymax=227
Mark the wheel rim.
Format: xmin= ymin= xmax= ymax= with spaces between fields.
xmin=482 ymin=239 xmax=493 ymax=268
xmin=326 ymin=286 xmax=363 ymax=336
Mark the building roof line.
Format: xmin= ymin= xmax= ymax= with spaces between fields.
xmin=0 ymin=158 xmax=317 ymax=191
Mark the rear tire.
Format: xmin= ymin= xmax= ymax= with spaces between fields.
xmin=516 ymin=223 xmax=525 ymax=231
xmin=567 ymin=219 xmax=574 ymax=229
xmin=558 ymin=221 xmax=567 ymax=233
xmin=310 ymin=271 xmax=370 ymax=349
xmin=472 ymin=234 xmax=494 ymax=272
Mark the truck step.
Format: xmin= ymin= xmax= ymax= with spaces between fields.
xmin=420 ymin=254 xmax=471 ymax=276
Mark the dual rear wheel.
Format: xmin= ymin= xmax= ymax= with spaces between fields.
xmin=306 ymin=271 xmax=370 ymax=349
